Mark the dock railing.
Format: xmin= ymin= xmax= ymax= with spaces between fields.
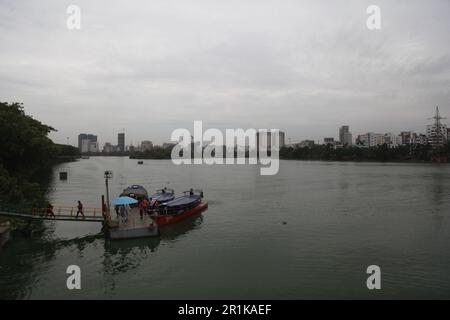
xmin=30 ymin=206 xmax=104 ymax=221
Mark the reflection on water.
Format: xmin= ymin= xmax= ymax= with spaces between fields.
xmin=103 ymin=214 xmax=204 ymax=275
xmin=0 ymin=224 xmax=101 ymax=299
xmin=0 ymin=213 xmax=204 ymax=299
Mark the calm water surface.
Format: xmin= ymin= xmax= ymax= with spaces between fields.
xmin=1 ymin=157 xmax=450 ymax=299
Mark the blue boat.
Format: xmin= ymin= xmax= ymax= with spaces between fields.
xmin=162 ymin=194 xmax=201 ymax=210
xmin=158 ymin=189 xmax=203 ymax=213
xmin=150 ymin=188 xmax=175 ymax=204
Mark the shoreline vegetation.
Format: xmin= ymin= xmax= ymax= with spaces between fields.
xmin=0 ymin=102 xmax=80 ymax=213
xmin=110 ymin=143 xmax=450 ymax=163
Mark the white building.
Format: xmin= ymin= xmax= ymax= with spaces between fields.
xmin=426 ymin=124 xmax=447 ymax=147
xmin=414 ymin=133 xmax=428 ymax=145
xmin=356 ymin=132 xmax=401 ymax=148
xmin=356 ymin=132 xmax=380 ymax=147
xmin=81 ymin=139 xmax=98 ymax=153
xmin=384 ymin=133 xmax=401 ymax=148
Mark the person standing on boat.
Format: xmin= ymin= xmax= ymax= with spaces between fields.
xmin=76 ymin=201 xmax=85 ymax=219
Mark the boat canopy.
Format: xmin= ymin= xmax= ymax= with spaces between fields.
xmin=120 ymin=185 xmax=148 ymax=199
xmin=151 ymin=192 xmax=175 ymax=203
xmin=162 ymin=195 xmax=201 ymax=208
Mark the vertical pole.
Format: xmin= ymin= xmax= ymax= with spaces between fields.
xmin=101 ymin=195 xmax=105 ymax=220
xmin=105 ymin=178 xmax=110 ymax=213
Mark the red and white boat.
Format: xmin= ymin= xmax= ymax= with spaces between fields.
xmin=151 ymin=190 xmax=208 ymax=226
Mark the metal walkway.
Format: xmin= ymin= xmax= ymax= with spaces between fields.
xmin=0 ymin=206 xmax=105 ymax=222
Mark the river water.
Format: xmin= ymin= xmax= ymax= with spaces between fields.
xmin=1 ymin=157 xmax=450 ymax=299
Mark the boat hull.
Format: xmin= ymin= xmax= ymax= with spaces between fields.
xmin=154 ymin=202 xmax=208 ymax=226
xmin=108 ymin=225 xmax=159 ymax=240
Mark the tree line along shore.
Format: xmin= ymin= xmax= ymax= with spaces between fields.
xmin=126 ymin=143 xmax=449 ymax=163
xmin=0 ymin=102 xmax=79 ymax=212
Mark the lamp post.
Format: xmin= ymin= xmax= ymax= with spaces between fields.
xmin=104 ymin=170 xmax=113 ymax=212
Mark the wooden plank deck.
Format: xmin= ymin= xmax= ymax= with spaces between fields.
xmin=110 ymin=207 xmax=155 ymax=229
xmin=108 ymin=207 xmax=159 ymax=239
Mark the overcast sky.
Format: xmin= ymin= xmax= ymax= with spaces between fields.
xmin=1 ymin=0 xmax=449 ymax=146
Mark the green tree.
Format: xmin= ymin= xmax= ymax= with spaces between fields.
xmin=0 ymin=102 xmax=78 ymax=211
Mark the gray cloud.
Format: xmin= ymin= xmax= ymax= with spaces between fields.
xmin=0 ymin=0 xmax=449 ymax=146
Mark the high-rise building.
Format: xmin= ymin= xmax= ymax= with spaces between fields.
xmin=324 ymin=137 xmax=335 ymax=145
xmin=78 ymin=133 xmax=87 ymax=151
xmin=78 ymin=133 xmax=98 ymax=153
xmin=356 ymin=132 xmax=382 ymax=147
xmin=339 ymin=126 xmax=352 ymax=146
xmin=118 ymin=133 xmax=125 ymax=152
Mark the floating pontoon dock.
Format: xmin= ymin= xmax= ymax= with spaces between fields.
xmin=0 ymin=205 xmax=158 ymax=240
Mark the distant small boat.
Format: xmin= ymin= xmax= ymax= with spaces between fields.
xmin=137 ymin=161 xmax=144 ymax=165
xmin=152 ymin=189 xmax=207 ymax=226
xmin=81 ymin=156 xmax=90 ymax=159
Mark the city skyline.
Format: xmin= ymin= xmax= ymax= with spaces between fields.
xmin=74 ymin=106 xmax=449 ymax=152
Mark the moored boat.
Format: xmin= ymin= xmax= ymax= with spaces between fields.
xmin=152 ymin=189 xmax=207 ymax=225
xmin=149 ymin=188 xmax=175 ymax=204
xmin=120 ymin=184 xmax=148 ymax=202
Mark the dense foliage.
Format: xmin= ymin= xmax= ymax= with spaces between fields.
xmin=129 ymin=146 xmax=173 ymax=159
xmin=279 ymin=143 xmax=450 ymax=162
xmin=128 ymin=142 xmax=450 ymax=162
xmin=0 ymin=102 xmax=79 ymax=211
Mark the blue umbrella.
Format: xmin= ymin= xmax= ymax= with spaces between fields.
xmin=112 ymin=196 xmax=138 ymax=206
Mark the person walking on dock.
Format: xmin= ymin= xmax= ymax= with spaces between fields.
xmin=45 ymin=203 xmax=55 ymax=218
xmin=76 ymin=201 xmax=85 ymax=219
